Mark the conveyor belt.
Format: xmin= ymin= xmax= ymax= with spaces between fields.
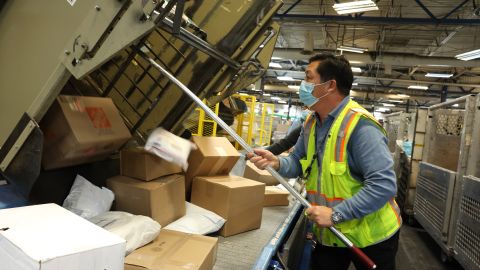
xmin=213 ymin=205 xmax=292 ymax=270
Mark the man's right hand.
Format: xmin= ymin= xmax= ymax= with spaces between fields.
xmin=246 ymin=149 xmax=280 ymax=171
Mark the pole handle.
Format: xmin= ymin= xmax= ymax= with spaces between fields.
xmin=350 ymin=246 xmax=377 ymax=269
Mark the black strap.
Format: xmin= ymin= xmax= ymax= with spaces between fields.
xmin=301 ymin=153 xmax=317 ymax=180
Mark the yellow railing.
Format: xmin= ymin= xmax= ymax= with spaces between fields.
xmin=186 ymin=99 xmax=220 ymax=137
xmin=233 ymin=94 xmax=256 ymax=149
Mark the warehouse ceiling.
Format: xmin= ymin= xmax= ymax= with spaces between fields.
xmin=251 ymin=0 xmax=480 ymax=113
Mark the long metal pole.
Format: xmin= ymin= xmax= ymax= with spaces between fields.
xmin=144 ymin=55 xmax=376 ymax=269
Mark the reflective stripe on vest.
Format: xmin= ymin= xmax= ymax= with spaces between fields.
xmin=301 ymin=99 xmax=401 ymax=248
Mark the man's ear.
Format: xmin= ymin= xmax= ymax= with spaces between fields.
xmin=327 ymin=80 xmax=337 ymax=92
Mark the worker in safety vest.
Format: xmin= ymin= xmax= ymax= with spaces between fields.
xmin=248 ymin=53 xmax=401 ymax=270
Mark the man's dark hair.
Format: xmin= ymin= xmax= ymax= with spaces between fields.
xmin=308 ymin=53 xmax=353 ymax=96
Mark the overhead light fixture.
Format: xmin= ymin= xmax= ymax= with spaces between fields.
xmin=425 ymin=73 xmax=453 ymax=78
xmin=263 ymin=93 xmax=271 ymax=96
xmin=270 ymin=96 xmax=282 ymax=100
xmin=269 ymin=62 xmax=282 ymax=68
xmin=338 ymin=45 xmax=368 ymax=54
xmin=296 ymin=91 xmax=299 ymax=94
xmin=352 ymin=82 xmax=358 ymax=86
xmin=349 ymin=60 xmax=363 ymax=64
xmin=351 ymin=67 xmax=362 ymax=73
xmin=271 ymin=56 xmax=283 ymax=60
xmin=278 ymin=100 xmax=287 ymax=104
xmin=397 ymin=94 xmax=410 ymax=98
xmin=277 ymin=76 xmax=295 ymax=81
xmin=375 ymin=107 xmax=390 ymax=112
xmin=455 ymin=49 xmax=480 ymax=61
xmin=333 ymin=0 xmax=379 ymax=15
xmin=453 ymin=103 xmax=459 ymax=107
xmin=288 ymin=85 xmax=299 ymax=90
xmin=408 ymin=85 xmax=428 ymax=90
xmin=382 ymin=103 xmax=396 ymax=107
xmin=387 ymin=99 xmax=404 ymax=103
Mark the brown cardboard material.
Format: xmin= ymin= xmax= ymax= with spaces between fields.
xmin=41 ymin=95 xmax=131 ymax=170
xmin=124 ymin=229 xmax=217 ymax=270
xmin=191 ymin=175 xmax=265 ymax=237
xmin=120 ymin=148 xmax=182 ymax=181
xmin=106 ymin=175 xmax=185 ymax=226
xmin=264 ymin=186 xmax=290 ymax=207
xmin=243 ymin=161 xmax=279 ymax=186
xmin=185 ymin=136 xmax=240 ymax=198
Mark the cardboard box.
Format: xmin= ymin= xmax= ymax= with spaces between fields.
xmin=0 ymin=204 xmax=125 ymax=270
xmin=185 ymin=136 xmax=240 ymax=197
xmin=243 ymin=161 xmax=279 ymax=186
xmin=264 ymin=186 xmax=290 ymax=207
xmin=41 ymin=95 xmax=131 ymax=170
xmin=125 ymin=229 xmax=217 ymax=270
xmin=121 ymin=148 xmax=182 ymax=181
xmin=191 ymin=175 xmax=265 ymax=237
xmin=107 ymin=174 xmax=186 ymax=226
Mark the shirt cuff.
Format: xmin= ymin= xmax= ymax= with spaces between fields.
xmin=277 ymin=156 xmax=288 ymax=175
xmin=333 ymin=202 xmax=354 ymax=222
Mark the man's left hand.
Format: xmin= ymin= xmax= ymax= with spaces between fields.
xmin=305 ymin=206 xmax=333 ymax=227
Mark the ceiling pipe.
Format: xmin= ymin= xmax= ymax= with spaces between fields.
xmin=272 ymin=48 xmax=480 ymax=68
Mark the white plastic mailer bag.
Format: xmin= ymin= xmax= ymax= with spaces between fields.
xmin=164 ymin=202 xmax=225 ymax=235
xmin=89 ymin=211 xmax=161 ymax=255
xmin=62 ymin=174 xmax=114 ymax=219
xmin=144 ymin=127 xmax=196 ymax=170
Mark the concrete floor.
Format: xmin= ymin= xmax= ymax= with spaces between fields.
xmin=395 ymin=224 xmax=464 ymax=270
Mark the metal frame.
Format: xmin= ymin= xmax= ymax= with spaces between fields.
xmin=454 ymin=175 xmax=480 ymax=270
xmin=417 ymin=94 xmax=480 ymax=258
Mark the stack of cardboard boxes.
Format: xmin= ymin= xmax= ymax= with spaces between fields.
xmin=186 ymin=136 xmax=267 ymax=237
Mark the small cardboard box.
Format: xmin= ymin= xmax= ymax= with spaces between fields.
xmin=0 ymin=204 xmax=125 ymax=270
xmin=243 ymin=161 xmax=279 ymax=186
xmin=124 ymin=229 xmax=217 ymax=270
xmin=185 ymin=136 xmax=240 ymax=197
xmin=264 ymin=186 xmax=290 ymax=207
xmin=41 ymin=95 xmax=131 ymax=170
xmin=107 ymin=174 xmax=185 ymax=226
xmin=191 ymin=175 xmax=265 ymax=237
xmin=120 ymin=148 xmax=182 ymax=181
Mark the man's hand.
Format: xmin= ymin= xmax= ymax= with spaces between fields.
xmin=305 ymin=206 xmax=333 ymax=227
xmin=246 ymin=149 xmax=280 ymax=170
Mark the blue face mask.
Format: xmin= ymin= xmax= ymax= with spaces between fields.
xmin=299 ymin=80 xmax=331 ymax=107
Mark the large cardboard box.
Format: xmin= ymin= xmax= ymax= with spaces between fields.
xmin=125 ymin=230 xmax=217 ymax=270
xmin=121 ymin=148 xmax=182 ymax=181
xmin=191 ymin=175 xmax=265 ymax=237
xmin=107 ymin=174 xmax=186 ymax=226
xmin=0 ymin=204 xmax=125 ymax=270
xmin=244 ymin=161 xmax=279 ymax=186
xmin=264 ymin=186 xmax=290 ymax=207
xmin=41 ymin=95 xmax=131 ymax=170
xmin=185 ymin=136 xmax=240 ymax=197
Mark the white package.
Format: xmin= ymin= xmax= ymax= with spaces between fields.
xmin=164 ymin=202 xmax=226 ymax=235
xmin=144 ymin=127 xmax=196 ymax=170
xmin=89 ymin=211 xmax=161 ymax=255
xmin=63 ymin=174 xmax=114 ymax=219
xmin=0 ymin=204 xmax=125 ymax=270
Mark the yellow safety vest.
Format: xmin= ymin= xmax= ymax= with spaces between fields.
xmin=301 ymin=100 xmax=401 ymax=248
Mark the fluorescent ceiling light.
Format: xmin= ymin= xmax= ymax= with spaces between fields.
xmin=278 ymin=100 xmax=287 ymax=104
xmin=277 ymin=76 xmax=295 ymax=81
xmin=455 ymin=49 xmax=480 ymax=61
xmin=425 ymin=73 xmax=453 ymax=78
xmin=349 ymin=60 xmax=363 ymax=64
xmin=351 ymin=67 xmax=362 ymax=73
xmin=453 ymin=103 xmax=459 ymax=107
xmin=375 ymin=107 xmax=390 ymax=112
xmin=333 ymin=0 xmax=379 ymax=15
xmin=387 ymin=99 xmax=404 ymax=103
xmin=296 ymin=91 xmax=299 ymax=94
xmin=352 ymin=82 xmax=358 ymax=86
xmin=397 ymin=94 xmax=410 ymax=98
xmin=382 ymin=103 xmax=396 ymax=107
xmin=338 ymin=46 xmax=368 ymax=53
xmin=288 ymin=85 xmax=299 ymax=89
xmin=408 ymin=85 xmax=428 ymax=90
xmin=271 ymin=56 xmax=283 ymax=60
xmin=263 ymin=93 xmax=271 ymax=96
xmin=270 ymin=96 xmax=282 ymax=100
xmin=269 ymin=62 xmax=282 ymax=68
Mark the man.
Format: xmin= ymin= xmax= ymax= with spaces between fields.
xmin=248 ymin=53 xmax=401 ymax=270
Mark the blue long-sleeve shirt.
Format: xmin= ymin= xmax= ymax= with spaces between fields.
xmin=278 ymin=97 xmax=397 ymax=221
